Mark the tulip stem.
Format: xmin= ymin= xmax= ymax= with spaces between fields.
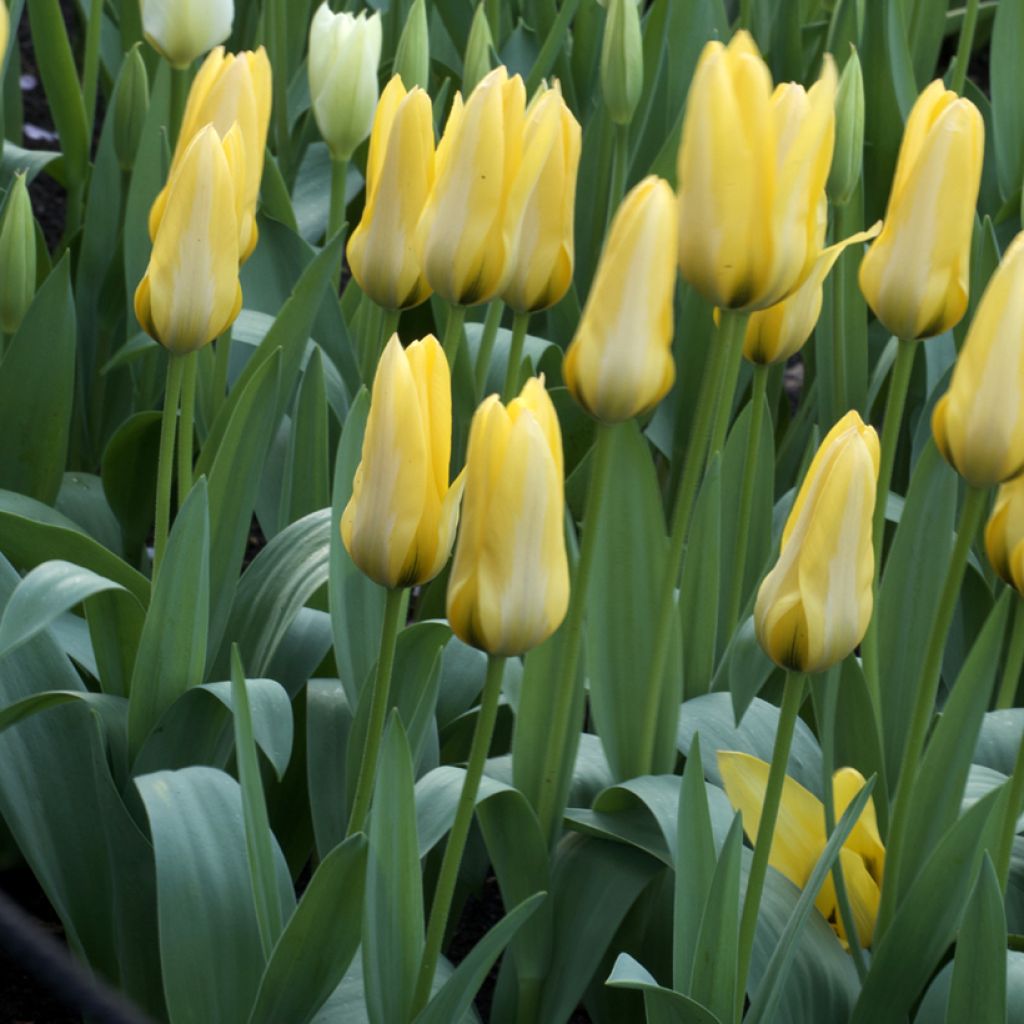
xmin=951 ymin=0 xmax=980 ymax=95
xmin=413 ymin=654 xmax=508 ymax=1014
xmin=169 ymin=67 xmax=189 ymax=146
xmin=212 ymin=330 xmax=232 ymax=422
xmin=875 ymin=484 xmax=988 ymax=939
xmin=995 ymin=698 xmax=1024 ymax=890
xmin=81 ymin=0 xmax=104 ymax=136
xmin=707 ymin=312 xmax=750 ymax=461
xmin=176 ymin=352 xmax=198 ymax=504
xmin=737 ymin=670 xmax=806 ymax=1001
xmin=270 ymin=0 xmax=291 ymax=170
xmin=996 ymin=595 xmax=1024 ymax=710
xmin=153 ymin=355 xmax=185 ymax=577
xmin=378 ymin=307 xmax=401 ymax=367
xmin=328 ymin=158 xmax=349 ymax=243
xmin=605 ymin=122 xmax=630 ymax=236
xmin=442 ymin=303 xmax=468 ymax=369
xmin=723 ymin=363 xmax=769 ymax=640
xmin=346 ymin=586 xmax=405 ymax=837
xmin=474 ymin=300 xmax=505 ymax=400
xmin=502 ymin=311 xmax=531 ymax=403
xmin=535 ymin=421 xmax=618 ymax=846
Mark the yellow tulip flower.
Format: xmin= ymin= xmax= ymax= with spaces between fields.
xmin=676 ymin=32 xmax=836 ymax=311
xmin=149 ymin=47 xmax=271 ymax=264
xmin=719 ymin=752 xmax=886 ymax=948
xmin=417 ymin=67 xmax=549 ymax=306
xmin=859 ymin=81 xmax=983 ymax=341
xmin=741 ymin=223 xmax=881 ymax=365
xmin=342 ymin=334 xmax=465 ymax=589
xmin=501 ymin=82 xmax=581 ymax=314
xmin=447 ymin=377 xmax=569 ymax=655
xmin=755 ymin=411 xmax=879 ymax=673
xmin=134 ymin=125 xmax=243 ymax=355
xmin=563 ymin=176 xmax=676 ymax=422
xmin=985 ymin=477 xmax=1024 ymax=595
xmin=347 ymin=75 xmax=435 ymax=310
xmin=140 ymin=0 xmax=233 ymax=69
xmin=932 ymin=232 xmax=1024 ymax=488
xmin=0 ymin=4 xmax=9 ymax=68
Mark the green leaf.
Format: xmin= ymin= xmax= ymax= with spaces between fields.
xmin=917 ymin=950 xmax=1024 ymax=1023
xmin=100 ymin=411 xmax=162 ymax=550
xmin=128 ymin=479 xmax=210 ymax=758
xmin=306 ymin=678 xmax=354 ymax=859
xmin=281 ymin=345 xmax=331 ymax=526
xmin=990 ymin=0 xmax=1024 ymax=200
xmin=904 ymin=0 xmax=950 ymax=85
xmin=0 ymin=255 xmax=76 ymax=504
xmin=248 ymin=835 xmax=368 ymax=1024
xmin=712 ymin=617 xmax=776 ymax=723
xmin=606 ymin=953 xmax=723 ymax=1024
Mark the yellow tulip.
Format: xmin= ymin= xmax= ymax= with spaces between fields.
xmin=676 ymin=32 xmax=836 ymax=311
xmin=985 ymin=477 xmax=1024 ymax=594
xmin=347 ymin=75 xmax=435 ymax=310
xmin=719 ymin=752 xmax=886 ymax=948
xmin=447 ymin=377 xmax=569 ymax=655
xmin=140 ymin=0 xmax=233 ymax=69
xmin=859 ymin=81 xmax=983 ymax=341
xmin=417 ymin=67 xmax=549 ymax=306
xmin=342 ymin=334 xmax=464 ymax=589
xmin=563 ymin=176 xmax=676 ymax=422
xmin=0 ymin=4 xmax=9 ymax=68
xmin=149 ymin=47 xmax=271 ymax=264
xmin=932 ymin=232 xmax=1024 ymax=488
xmin=134 ymin=125 xmax=242 ymax=355
xmin=741 ymin=223 xmax=881 ymax=365
xmin=501 ymin=82 xmax=581 ymax=314
xmin=755 ymin=411 xmax=879 ymax=673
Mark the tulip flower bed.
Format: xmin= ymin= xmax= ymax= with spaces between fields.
xmin=2 ymin=0 xmax=1024 ymax=1022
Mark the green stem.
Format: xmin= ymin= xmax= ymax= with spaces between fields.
xmin=62 ymin=183 xmax=84 ymax=246
xmin=950 ymin=0 xmax=980 ymax=95
xmin=502 ymin=310 xmax=531 ymax=402
xmin=378 ymin=307 xmax=401 ymax=366
xmin=81 ymin=0 xmax=103 ymax=136
xmin=605 ymin=122 xmax=630 ymax=236
xmin=474 ymin=300 xmax=505 ymax=400
xmin=169 ymin=66 xmax=189 ymax=146
xmin=996 ymin=595 xmax=1024 ymax=711
xmin=723 ymin=363 xmax=769 ymax=639
xmin=153 ymin=355 xmax=185 ymax=577
xmin=707 ymin=312 xmax=750 ymax=461
xmin=875 ymin=484 xmax=989 ymax=938
xmin=212 ymin=330 xmax=232 ymax=422
xmin=328 ymin=158 xmax=349 ymax=242
xmin=413 ymin=654 xmax=509 ymax=1013
xmin=515 ymin=979 xmax=542 ymax=1024
xmin=995 ymin=711 xmax=1024 ymax=890
xmin=535 ymin=421 xmax=618 ymax=845
xmin=358 ymin=300 xmax=384 ymax=385
xmin=176 ymin=352 xmax=198 ymax=504
xmin=346 ymin=587 xmax=405 ymax=836
xmin=737 ymin=671 xmax=806 ymax=999
xmin=830 ymin=208 xmax=851 ymax=425
xmin=739 ymin=0 xmax=752 ymax=29
xmin=441 ymin=303 xmax=468 ymax=369
xmin=636 ymin=309 xmax=749 ymax=774
xmin=270 ymin=0 xmax=291 ymax=170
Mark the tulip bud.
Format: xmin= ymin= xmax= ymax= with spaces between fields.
xmin=447 ymin=377 xmax=569 ymax=655
xmin=342 ymin=335 xmax=465 ymax=589
xmin=309 ymin=4 xmax=382 ymax=162
xmin=827 ymin=48 xmax=864 ymax=206
xmin=677 ymin=33 xmax=837 ymax=311
xmin=501 ymin=82 xmax=581 ymax=314
xmin=112 ymin=45 xmax=151 ymax=172
xmin=417 ymin=67 xmax=549 ymax=306
xmin=463 ymin=3 xmax=494 ymax=95
xmin=0 ymin=174 xmax=36 ymax=334
xmin=932 ymin=232 xmax=1024 ymax=488
xmin=755 ymin=411 xmax=879 ymax=673
xmin=859 ymin=81 xmax=983 ymax=341
xmin=394 ymin=0 xmax=430 ymax=92
xmin=564 ymin=176 xmax=676 ymax=422
xmin=600 ymin=0 xmax=643 ymax=125
xmin=135 ymin=125 xmax=243 ymax=354
xmin=740 ymin=223 xmax=880 ymax=365
xmin=148 ymin=47 xmax=271 ymax=264
xmin=348 ymin=77 xmax=435 ymax=311
xmin=0 ymin=3 xmax=8 ymax=65
xmin=140 ymin=0 xmax=233 ymax=69
xmin=985 ymin=477 xmax=1024 ymax=595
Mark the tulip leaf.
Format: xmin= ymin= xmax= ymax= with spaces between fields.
xmin=990 ymin=0 xmax=1024 ymax=200
xmin=306 ymin=678 xmax=355 ymax=860
xmin=606 ymin=953 xmax=723 ymax=1024
xmin=917 ymin=950 xmax=1024 ymax=1024
xmin=904 ymin=0 xmax=951 ymax=86
xmin=281 ymin=345 xmax=330 ymax=527
xmin=100 ymin=411 xmax=163 ymax=551
xmin=974 ymin=708 xmax=1024 ymax=776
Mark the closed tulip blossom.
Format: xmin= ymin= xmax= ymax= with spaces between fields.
xmin=149 ymin=47 xmax=271 ymax=264
xmin=676 ymin=32 xmax=836 ymax=311
xmin=141 ymin=0 xmax=233 ymax=68
xmin=859 ymin=81 xmax=983 ymax=341
xmin=986 ymin=477 xmax=1024 ymax=595
xmin=720 ymin=752 xmax=886 ymax=948
xmin=755 ymin=411 xmax=879 ymax=673
xmin=135 ymin=125 xmax=242 ymax=354
xmin=347 ymin=76 xmax=435 ymax=310
xmin=932 ymin=233 xmax=1024 ymax=488
xmin=447 ymin=378 xmax=569 ymax=655
xmin=342 ymin=334 xmax=465 ymax=589
xmin=563 ymin=176 xmax=677 ymax=422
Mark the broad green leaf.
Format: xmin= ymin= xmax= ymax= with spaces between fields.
xmin=917 ymin=950 xmax=1024 ymax=1023
xmin=974 ymin=709 xmax=1024 ymax=776
xmin=306 ymin=678 xmax=354 ymax=859
xmin=55 ymin=472 xmax=123 ymax=556
xmin=606 ymin=953 xmax=722 ymax=1024
xmin=711 ymin=617 xmax=776 ymax=723
xmin=281 ymin=345 xmax=330 ymax=527
xmin=100 ymin=412 xmax=162 ymax=551
xmin=990 ymin=0 xmax=1024 ymax=200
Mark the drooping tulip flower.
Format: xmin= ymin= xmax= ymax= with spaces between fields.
xmin=135 ymin=125 xmax=242 ymax=354
xmin=985 ymin=477 xmax=1024 ymax=595
xmin=676 ymin=32 xmax=837 ymax=311
xmin=140 ymin=0 xmax=233 ymax=69
xmin=859 ymin=81 xmax=984 ymax=341
xmin=342 ymin=334 xmax=464 ymax=588
xmin=755 ymin=411 xmax=879 ymax=673
xmin=447 ymin=377 xmax=569 ymax=655
xmin=347 ymin=76 xmax=435 ymax=310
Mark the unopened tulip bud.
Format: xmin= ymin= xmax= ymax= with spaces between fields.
xmin=985 ymin=477 xmax=1024 ymax=595
xmin=394 ymin=0 xmax=430 ymax=92
xmin=0 ymin=3 xmax=8 ymax=66
xmin=140 ymin=0 xmax=233 ymax=69
xmin=463 ymin=3 xmax=494 ymax=95
xmin=0 ymin=174 xmax=36 ymax=334
xmin=112 ymin=45 xmax=151 ymax=172
xmin=309 ymin=4 xmax=382 ymax=162
xmin=601 ymin=0 xmax=642 ymax=125
xmin=828 ymin=49 xmax=864 ymax=206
